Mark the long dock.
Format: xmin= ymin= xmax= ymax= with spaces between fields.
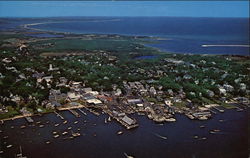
xmin=54 ymin=111 xmax=64 ymax=120
xmin=68 ymin=109 xmax=80 ymax=117
xmin=213 ymin=106 xmax=224 ymax=113
xmin=25 ymin=116 xmax=34 ymax=123
xmin=78 ymin=108 xmax=87 ymax=116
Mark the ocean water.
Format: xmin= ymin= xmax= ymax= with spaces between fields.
xmin=0 ymin=109 xmax=248 ymax=158
xmin=30 ymin=17 xmax=250 ymax=55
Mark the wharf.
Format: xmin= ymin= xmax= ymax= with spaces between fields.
xmin=54 ymin=111 xmax=64 ymax=120
xmin=68 ymin=109 xmax=81 ymax=117
xmin=104 ymin=110 xmax=138 ymax=130
xmin=25 ymin=116 xmax=34 ymax=123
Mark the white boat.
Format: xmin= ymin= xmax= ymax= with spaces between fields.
xmin=74 ymin=121 xmax=78 ymax=124
xmin=39 ymin=125 xmax=44 ymax=128
xmin=52 ymin=131 xmax=57 ymax=134
xmin=201 ymin=137 xmax=207 ymax=140
xmin=54 ymin=123 xmax=59 ymax=127
xmin=0 ymin=150 xmax=3 ymax=154
xmin=117 ymin=130 xmax=123 ymax=135
xmin=104 ymin=118 xmax=107 ymax=124
xmin=6 ymin=145 xmax=12 ymax=148
xmin=62 ymin=131 xmax=68 ymax=135
xmin=53 ymin=134 xmax=60 ymax=138
xmin=68 ymin=127 xmax=72 ymax=130
xmin=63 ymin=120 xmax=68 ymax=124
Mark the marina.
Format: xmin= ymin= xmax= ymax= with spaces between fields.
xmin=0 ymin=108 xmax=248 ymax=158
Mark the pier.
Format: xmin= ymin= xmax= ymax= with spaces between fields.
xmin=54 ymin=111 xmax=64 ymax=120
xmin=209 ymin=109 xmax=217 ymax=114
xmin=83 ymin=106 xmax=100 ymax=116
xmin=68 ymin=109 xmax=81 ymax=117
xmin=25 ymin=116 xmax=34 ymax=123
xmin=78 ymin=108 xmax=87 ymax=115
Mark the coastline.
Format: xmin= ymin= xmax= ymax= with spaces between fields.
xmin=20 ymin=19 xmax=249 ymax=56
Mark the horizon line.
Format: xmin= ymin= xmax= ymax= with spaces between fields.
xmin=0 ymin=15 xmax=249 ymax=18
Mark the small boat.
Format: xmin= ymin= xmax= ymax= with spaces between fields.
xmin=62 ymin=131 xmax=68 ymax=135
xmin=193 ymin=135 xmax=199 ymax=139
xmin=0 ymin=150 xmax=3 ymax=154
xmin=77 ymin=128 xmax=80 ymax=131
xmin=45 ymin=141 xmax=51 ymax=144
xmin=53 ymin=134 xmax=60 ymax=138
xmin=124 ymin=152 xmax=134 ymax=158
xmin=219 ymin=119 xmax=224 ymax=122
xmin=104 ymin=118 xmax=107 ymax=124
xmin=54 ymin=123 xmax=59 ymax=127
xmin=93 ymin=123 xmax=96 ymax=126
xmin=154 ymin=133 xmax=167 ymax=140
xmin=213 ymin=129 xmax=220 ymax=132
xmin=63 ymin=120 xmax=68 ymax=124
xmin=0 ymin=130 xmax=2 ymax=133
xmin=200 ymin=125 xmax=205 ymax=128
xmin=20 ymin=125 xmax=26 ymax=129
xmin=3 ymin=136 xmax=8 ymax=139
xmin=108 ymin=116 xmax=111 ymax=122
xmin=39 ymin=125 xmax=44 ymax=128
xmin=74 ymin=121 xmax=78 ymax=124
xmin=68 ymin=127 xmax=72 ymax=130
xmin=6 ymin=145 xmax=12 ymax=148
xmin=84 ymin=120 xmax=87 ymax=123
xmin=201 ymin=137 xmax=207 ymax=140
xmin=71 ymin=131 xmax=81 ymax=137
xmin=52 ymin=131 xmax=57 ymax=135
xmin=11 ymin=126 xmax=14 ymax=129
xmin=117 ymin=130 xmax=123 ymax=135
xmin=16 ymin=146 xmax=27 ymax=158
xmin=36 ymin=121 xmax=41 ymax=124
xmin=209 ymin=131 xmax=216 ymax=134
xmin=46 ymin=121 xmax=50 ymax=124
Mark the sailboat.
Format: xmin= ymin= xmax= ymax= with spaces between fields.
xmin=108 ymin=116 xmax=111 ymax=122
xmin=16 ymin=146 xmax=27 ymax=158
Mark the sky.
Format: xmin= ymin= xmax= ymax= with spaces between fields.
xmin=0 ymin=1 xmax=249 ymax=18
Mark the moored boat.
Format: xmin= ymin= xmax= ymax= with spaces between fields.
xmin=6 ymin=144 xmax=12 ymax=148
xmin=117 ymin=130 xmax=123 ymax=135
